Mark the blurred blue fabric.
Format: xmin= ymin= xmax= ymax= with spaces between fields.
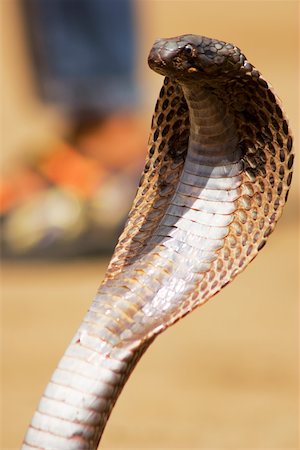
xmin=23 ymin=0 xmax=138 ymax=114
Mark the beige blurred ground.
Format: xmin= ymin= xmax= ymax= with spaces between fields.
xmin=1 ymin=1 xmax=299 ymax=449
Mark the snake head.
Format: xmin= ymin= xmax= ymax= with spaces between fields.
xmin=148 ymin=34 xmax=245 ymax=82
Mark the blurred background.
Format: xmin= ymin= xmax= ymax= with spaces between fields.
xmin=1 ymin=0 xmax=299 ymax=448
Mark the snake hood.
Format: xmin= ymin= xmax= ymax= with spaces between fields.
xmin=148 ymin=34 xmax=245 ymax=81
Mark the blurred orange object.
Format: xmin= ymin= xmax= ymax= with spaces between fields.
xmin=0 ymin=168 xmax=48 ymax=215
xmin=75 ymin=114 xmax=146 ymax=171
xmin=39 ymin=143 xmax=106 ymax=198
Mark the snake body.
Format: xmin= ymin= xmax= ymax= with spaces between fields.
xmin=22 ymin=35 xmax=293 ymax=449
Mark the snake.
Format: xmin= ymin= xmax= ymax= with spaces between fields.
xmin=22 ymin=34 xmax=293 ymax=449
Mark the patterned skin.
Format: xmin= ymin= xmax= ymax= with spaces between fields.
xmin=22 ymin=35 xmax=293 ymax=450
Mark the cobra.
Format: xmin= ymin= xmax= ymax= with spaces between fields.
xmin=22 ymin=34 xmax=293 ymax=449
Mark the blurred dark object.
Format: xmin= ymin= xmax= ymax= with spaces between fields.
xmin=1 ymin=0 xmax=146 ymax=259
xmin=22 ymin=0 xmax=138 ymax=115
xmin=0 ymin=139 xmax=142 ymax=258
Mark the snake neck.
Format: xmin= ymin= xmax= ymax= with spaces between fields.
xmin=95 ymin=84 xmax=244 ymax=335
xmin=22 ymin=82 xmax=245 ymax=450
xmin=182 ymin=84 xmax=240 ymax=162
xmin=93 ymin=83 xmax=245 ymax=335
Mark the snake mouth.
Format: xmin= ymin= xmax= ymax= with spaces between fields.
xmin=148 ymin=37 xmax=190 ymax=76
xmin=148 ymin=46 xmax=168 ymax=75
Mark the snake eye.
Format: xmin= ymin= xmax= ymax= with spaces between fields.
xmin=184 ymin=44 xmax=194 ymax=56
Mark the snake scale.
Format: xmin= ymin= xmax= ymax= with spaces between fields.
xmin=22 ymin=35 xmax=293 ymax=449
